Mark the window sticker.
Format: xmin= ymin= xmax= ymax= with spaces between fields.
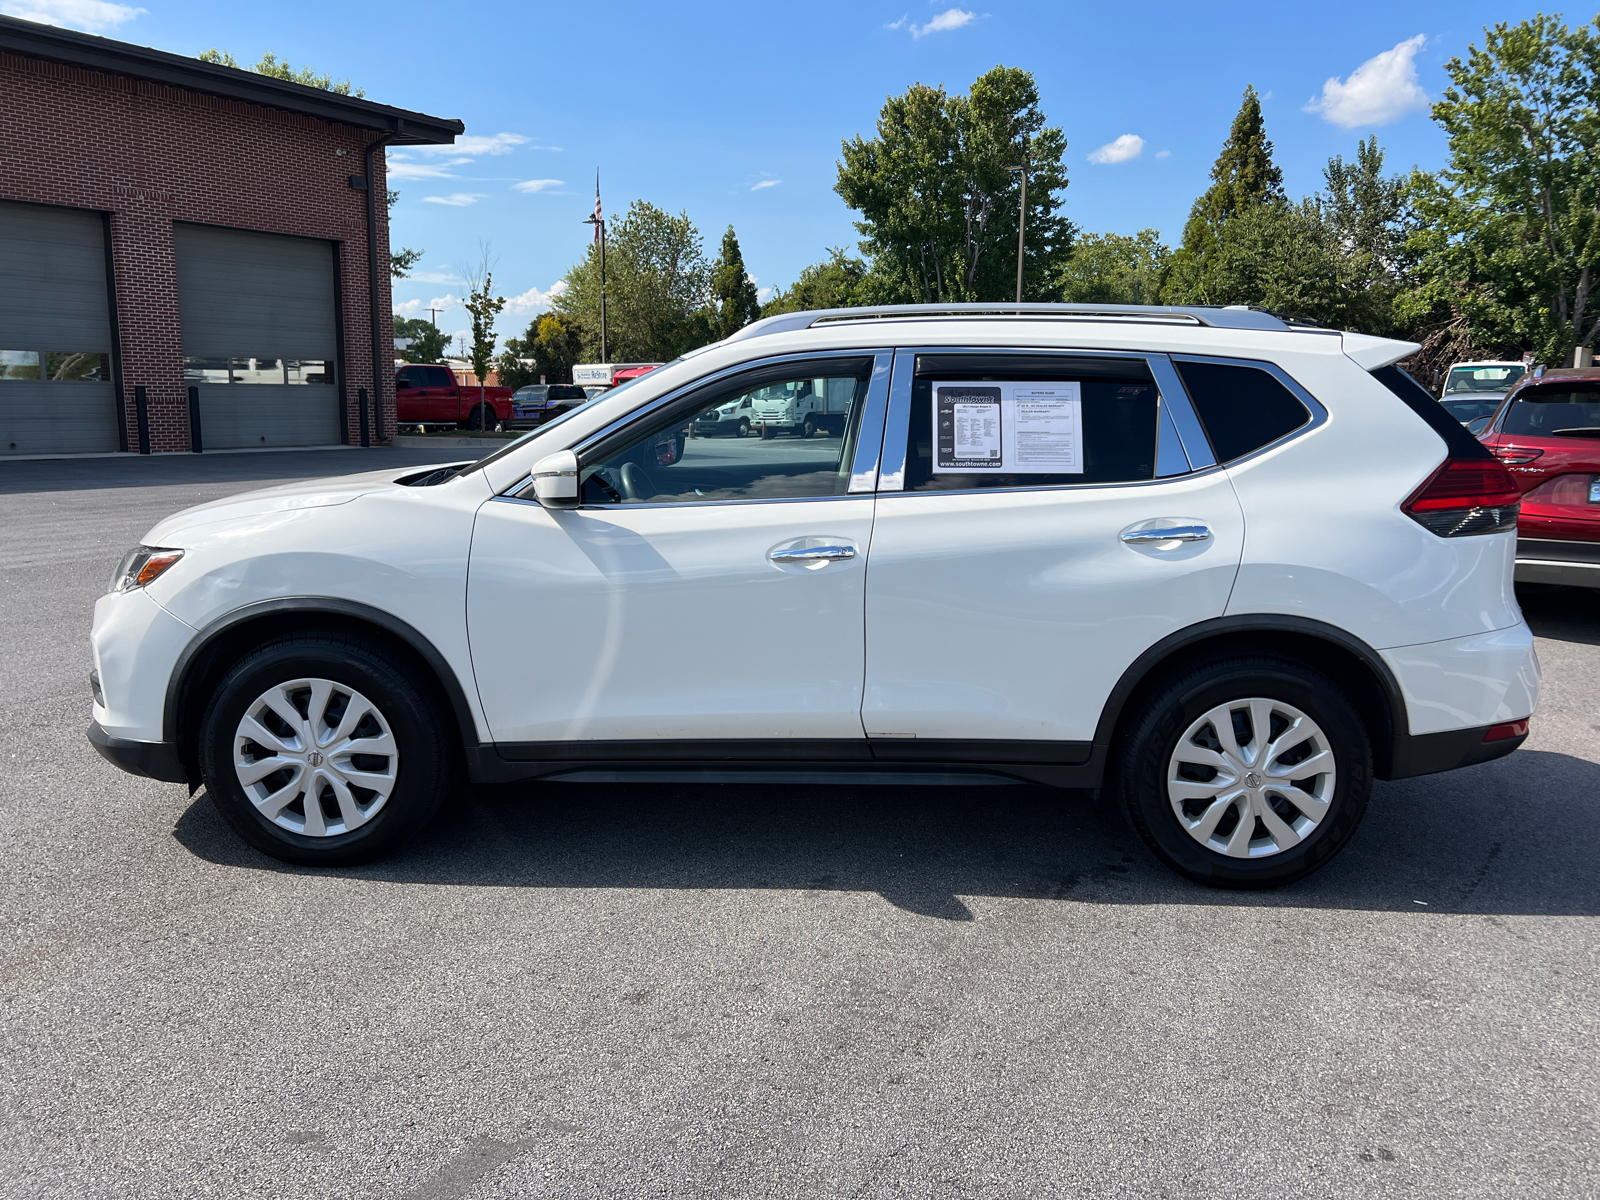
xmin=932 ymin=381 xmax=1083 ymax=473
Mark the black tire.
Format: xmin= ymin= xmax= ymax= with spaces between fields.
xmin=461 ymin=403 xmax=490 ymax=431
xmin=1116 ymin=653 xmax=1372 ymax=889
xmin=737 ymin=418 xmax=750 ymax=438
xmin=198 ymin=629 xmax=451 ymax=867
xmin=802 ymin=416 xmax=817 ymax=438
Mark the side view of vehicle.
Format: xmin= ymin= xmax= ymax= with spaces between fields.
xmin=693 ymin=391 xmax=755 ymax=437
xmin=89 ymin=303 xmax=1539 ymax=890
xmin=395 ymin=364 xmax=514 ymax=430
xmin=1478 ymin=365 xmax=1600 ymax=589
xmin=510 ymin=383 xmax=589 ymax=428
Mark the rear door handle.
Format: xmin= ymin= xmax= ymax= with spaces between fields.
xmin=769 ymin=544 xmax=857 ymax=563
xmin=1120 ymin=525 xmax=1211 ymax=544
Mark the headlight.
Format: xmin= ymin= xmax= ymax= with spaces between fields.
xmin=111 ymin=546 xmax=184 ymax=593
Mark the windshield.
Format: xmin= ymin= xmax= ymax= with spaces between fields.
xmin=460 ymin=369 xmax=664 ymax=476
xmin=1444 ymin=365 xmax=1524 ymax=395
xmin=1502 ymin=385 xmax=1600 ymax=438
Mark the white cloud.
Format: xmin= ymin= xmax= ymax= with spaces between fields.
xmin=751 ymin=179 xmax=781 ymax=191
xmin=422 ymin=193 xmax=487 ymax=207
xmin=408 ymin=133 xmax=530 ymax=157
xmin=0 ymin=0 xmax=143 ymax=31
xmin=1087 ymin=134 xmax=1144 ymax=164
xmin=1305 ymin=35 xmax=1429 ymax=128
xmin=512 ymin=179 xmax=565 ymax=193
xmin=392 ymin=294 xmax=460 ymax=318
xmin=387 ymin=161 xmax=456 ymax=180
xmin=889 ymin=7 xmax=975 ymax=37
xmin=406 ymin=270 xmax=462 ymax=285
xmin=1155 ymin=149 xmax=1171 ymax=160
xmin=504 ymin=280 xmax=568 ymax=316
xmin=757 ymin=286 xmax=775 ymax=303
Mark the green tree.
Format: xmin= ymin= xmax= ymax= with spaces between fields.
xmin=533 ymin=312 xmax=583 ymax=383
xmin=197 ymin=48 xmax=363 ymax=96
xmin=386 ymin=189 xmax=423 ymax=280
xmin=493 ymin=333 xmax=540 ymax=391
xmin=393 ymin=316 xmax=449 ymax=363
xmin=711 ymin=226 xmax=761 ymax=336
xmin=555 ymin=201 xmax=714 ymax=361
xmin=1057 ymin=230 xmax=1170 ymax=304
xmin=460 ymin=249 xmax=507 ymax=414
xmin=835 ymin=66 xmax=1074 ymax=302
xmin=760 ymin=248 xmax=885 ymax=316
xmin=1404 ymin=14 xmax=1600 ymax=364
xmin=1164 ymin=86 xmax=1285 ymax=303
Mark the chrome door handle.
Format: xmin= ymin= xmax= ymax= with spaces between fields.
xmin=1121 ymin=525 xmax=1211 ymax=544
xmin=769 ymin=544 xmax=857 ymax=563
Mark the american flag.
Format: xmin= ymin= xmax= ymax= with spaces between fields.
xmin=593 ymin=173 xmax=602 ymax=243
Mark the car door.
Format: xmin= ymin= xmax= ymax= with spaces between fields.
xmin=861 ymin=348 xmax=1245 ymax=756
xmin=467 ymin=350 xmax=893 ymax=750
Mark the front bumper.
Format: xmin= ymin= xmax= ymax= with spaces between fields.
xmin=1515 ymin=537 xmax=1600 ymax=589
xmin=87 ymin=721 xmax=187 ymax=783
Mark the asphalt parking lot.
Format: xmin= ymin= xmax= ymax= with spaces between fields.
xmin=2 ymin=447 xmax=1597 ymax=1199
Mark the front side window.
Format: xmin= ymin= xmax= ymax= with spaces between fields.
xmin=578 ymin=359 xmax=873 ymax=505
xmin=1175 ymin=359 xmax=1311 ymax=463
xmin=1502 ymin=385 xmax=1600 ymax=439
xmin=901 ymin=354 xmax=1159 ymax=492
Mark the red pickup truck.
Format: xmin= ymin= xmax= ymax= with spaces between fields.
xmin=395 ymin=364 xmax=514 ymax=430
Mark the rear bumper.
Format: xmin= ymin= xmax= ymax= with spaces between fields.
xmin=87 ymin=721 xmax=187 ymax=783
xmin=1386 ymin=723 xmax=1528 ymax=780
xmin=1515 ymin=537 xmax=1600 ymax=588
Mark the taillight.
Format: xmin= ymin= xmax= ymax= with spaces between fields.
xmin=1493 ymin=446 xmax=1544 ymax=465
xmin=1402 ymin=458 xmax=1521 ymax=537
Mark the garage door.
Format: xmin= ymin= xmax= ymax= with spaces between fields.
xmin=0 ymin=201 xmax=118 ymax=456
xmin=174 ymin=223 xmax=340 ymax=450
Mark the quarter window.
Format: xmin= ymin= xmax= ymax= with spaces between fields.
xmin=901 ymin=354 xmax=1160 ymax=491
xmin=1174 ymin=360 xmax=1310 ymax=462
xmin=576 ymin=360 xmax=873 ymax=505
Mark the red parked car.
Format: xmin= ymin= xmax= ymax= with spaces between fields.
xmin=395 ymin=363 xmax=514 ymax=430
xmin=1477 ymin=366 xmax=1600 ymax=589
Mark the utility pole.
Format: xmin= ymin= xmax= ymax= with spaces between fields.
xmin=1007 ymin=162 xmax=1031 ymax=303
xmin=583 ymin=173 xmax=608 ymax=363
xmin=427 ymin=306 xmax=442 ymax=327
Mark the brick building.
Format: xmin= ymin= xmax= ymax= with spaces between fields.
xmin=0 ymin=15 xmax=461 ymax=456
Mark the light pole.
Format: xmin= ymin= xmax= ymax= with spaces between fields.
xmin=582 ymin=212 xmax=608 ymax=364
xmin=1006 ymin=162 xmax=1030 ymax=303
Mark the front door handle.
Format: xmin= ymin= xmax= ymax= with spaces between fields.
xmin=1120 ymin=525 xmax=1211 ymax=544
xmin=769 ymin=544 xmax=857 ymax=564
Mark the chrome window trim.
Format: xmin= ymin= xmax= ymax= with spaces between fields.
xmin=876 ymin=345 xmax=1210 ymax=493
xmin=571 ymin=347 xmax=889 ymax=460
xmin=490 ymin=492 xmax=874 ymax=513
xmin=1169 ymin=352 xmax=1330 ymax=468
xmin=847 ymin=351 xmax=894 ymax=493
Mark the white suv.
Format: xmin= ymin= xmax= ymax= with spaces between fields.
xmin=89 ymin=304 xmax=1540 ymax=888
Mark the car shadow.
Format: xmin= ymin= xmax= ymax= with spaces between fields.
xmin=1518 ymin=583 xmax=1600 ymax=646
xmin=172 ymin=748 xmax=1600 ymax=920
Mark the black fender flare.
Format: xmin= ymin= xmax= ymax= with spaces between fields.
xmin=162 ymin=597 xmax=484 ymax=751
xmin=1089 ymin=613 xmax=1410 ymax=769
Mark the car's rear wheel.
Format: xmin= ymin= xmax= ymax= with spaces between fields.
xmin=199 ymin=630 xmax=450 ymax=866
xmin=1117 ymin=654 xmax=1372 ymax=888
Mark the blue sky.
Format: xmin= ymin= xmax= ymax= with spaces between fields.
xmin=5 ymin=0 xmax=1560 ymax=347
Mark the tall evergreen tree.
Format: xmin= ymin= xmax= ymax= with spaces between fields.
xmin=1164 ymin=86 xmax=1284 ymax=302
xmin=711 ymin=226 xmax=762 ymax=336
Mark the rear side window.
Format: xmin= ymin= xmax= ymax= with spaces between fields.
xmin=426 ymin=366 xmax=456 ymax=387
xmin=1175 ymin=360 xmax=1310 ymax=463
xmin=902 ymin=354 xmax=1158 ymax=492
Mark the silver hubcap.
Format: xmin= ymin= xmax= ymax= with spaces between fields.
xmin=232 ymin=678 xmax=399 ymax=837
xmin=1167 ymin=697 xmax=1336 ymax=859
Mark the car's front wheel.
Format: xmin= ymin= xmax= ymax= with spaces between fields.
xmin=199 ymin=630 xmax=450 ymax=866
xmin=1117 ymin=654 xmax=1372 ymax=888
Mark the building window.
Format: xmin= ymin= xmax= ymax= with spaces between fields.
xmin=2 ymin=350 xmax=110 ymax=381
xmin=183 ymin=357 xmax=333 ymax=384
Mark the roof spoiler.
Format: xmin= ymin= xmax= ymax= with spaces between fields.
xmin=1343 ymin=331 xmax=1421 ymax=371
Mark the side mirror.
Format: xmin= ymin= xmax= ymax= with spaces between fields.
xmin=532 ymin=450 xmax=579 ymax=506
